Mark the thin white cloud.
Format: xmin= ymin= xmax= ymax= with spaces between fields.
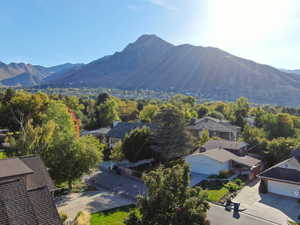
xmin=147 ymin=0 xmax=178 ymax=11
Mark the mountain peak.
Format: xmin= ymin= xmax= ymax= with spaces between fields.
xmin=133 ymin=34 xmax=173 ymax=47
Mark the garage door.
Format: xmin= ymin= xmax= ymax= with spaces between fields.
xmin=268 ymin=180 xmax=300 ymax=198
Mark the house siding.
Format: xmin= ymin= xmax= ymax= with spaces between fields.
xmin=185 ymin=155 xmax=229 ymax=175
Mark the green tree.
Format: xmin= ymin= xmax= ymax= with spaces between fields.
xmin=125 ymin=163 xmax=210 ymax=225
xmin=151 ymin=105 xmax=195 ymax=161
xmin=110 ymin=140 xmax=125 ymax=161
xmin=95 ymin=98 xmax=120 ymax=127
xmin=207 ymin=111 xmax=225 ymax=120
xmin=233 ymin=97 xmax=250 ymax=128
xmin=197 ymin=105 xmax=209 ymax=118
xmin=198 ymin=129 xmax=209 ymax=147
xmin=139 ymin=104 xmax=159 ymax=123
xmin=122 ymin=127 xmax=152 ymax=162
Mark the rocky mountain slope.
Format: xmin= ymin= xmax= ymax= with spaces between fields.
xmin=0 ymin=62 xmax=83 ymax=86
xmin=48 ymin=35 xmax=300 ymax=105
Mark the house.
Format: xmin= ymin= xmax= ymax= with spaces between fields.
xmin=202 ymin=140 xmax=248 ymax=156
xmin=0 ymin=155 xmax=62 ymax=225
xmin=106 ymin=122 xmax=155 ymax=147
xmin=185 ymin=148 xmax=262 ymax=180
xmin=81 ymin=127 xmax=111 ymax=142
xmin=258 ymin=150 xmax=300 ymax=198
xmin=187 ymin=117 xmax=241 ymax=141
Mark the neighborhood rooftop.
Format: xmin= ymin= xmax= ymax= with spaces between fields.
xmin=0 ymin=156 xmax=62 ymax=225
xmin=258 ymin=156 xmax=300 ymax=185
xmin=203 ymin=140 xmax=248 ymax=150
xmin=0 ymin=158 xmax=33 ymax=179
xmin=198 ymin=148 xmax=261 ymax=167
xmin=187 ymin=117 xmax=241 ymax=132
xmin=107 ymin=122 xmax=155 ymax=139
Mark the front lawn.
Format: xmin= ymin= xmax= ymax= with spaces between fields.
xmin=204 ymin=187 xmax=229 ymax=202
xmin=90 ymin=205 xmax=137 ymax=225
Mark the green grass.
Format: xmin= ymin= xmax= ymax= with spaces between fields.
xmin=90 ymin=205 xmax=137 ymax=225
xmin=0 ymin=152 xmax=7 ymax=159
xmin=204 ymin=187 xmax=229 ymax=202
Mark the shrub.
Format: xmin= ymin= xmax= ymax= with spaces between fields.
xmin=224 ymin=182 xmax=240 ymax=192
xmin=73 ymin=211 xmax=91 ymax=225
xmin=59 ymin=212 xmax=68 ymax=223
xmin=233 ymin=178 xmax=243 ymax=186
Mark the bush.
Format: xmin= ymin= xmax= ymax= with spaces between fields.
xmin=224 ymin=182 xmax=240 ymax=192
xmin=59 ymin=212 xmax=68 ymax=223
xmin=73 ymin=211 xmax=91 ymax=225
xmin=233 ymin=178 xmax=243 ymax=186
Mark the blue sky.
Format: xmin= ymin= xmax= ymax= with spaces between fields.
xmin=1 ymin=0 xmax=299 ymax=69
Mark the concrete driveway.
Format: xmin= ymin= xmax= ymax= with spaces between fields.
xmin=56 ymin=188 xmax=133 ymax=221
xmin=233 ymin=179 xmax=300 ymax=225
xmin=91 ymin=171 xmax=147 ymax=199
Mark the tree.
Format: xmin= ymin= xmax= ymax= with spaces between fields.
xmin=110 ymin=140 xmax=125 ymax=161
xmin=265 ymin=138 xmax=298 ymax=166
xmin=139 ymin=104 xmax=159 ymax=123
xmin=125 ymin=163 xmax=210 ymax=225
xmin=207 ymin=111 xmax=225 ymax=120
xmin=275 ymin=113 xmax=295 ymax=138
xmin=197 ymin=105 xmax=209 ymax=118
xmin=151 ymin=105 xmax=195 ymax=161
xmin=171 ymin=94 xmax=196 ymax=107
xmin=233 ymin=97 xmax=250 ymax=128
xmin=45 ymin=135 xmax=104 ymax=190
xmin=122 ymin=127 xmax=152 ymax=162
xmin=198 ymin=129 xmax=209 ymax=147
xmin=95 ymin=98 xmax=120 ymax=127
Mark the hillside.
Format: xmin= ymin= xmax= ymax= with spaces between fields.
xmin=48 ymin=35 xmax=300 ymax=106
xmin=0 ymin=62 xmax=83 ymax=87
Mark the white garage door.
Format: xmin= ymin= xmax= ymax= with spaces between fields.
xmin=185 ymin=155 xmax=229 ymax=175
xmin=268 ymin=180 xmax=300 ymax=198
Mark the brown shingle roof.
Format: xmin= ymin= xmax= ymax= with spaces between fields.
xmin=28 ymin=187 xmax=62 ymax=225
xmin=0 ymin=158 xmax=33 ymax=179
xmin=20 ymin=156 xmax=56 ymax=191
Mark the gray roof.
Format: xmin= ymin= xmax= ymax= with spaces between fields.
xmin=81 ymin=127 xmax=111 ymax=136
xmin=20 ymin=156 xmax=56 ymax=191
xmin=203 ymin=140 xmax=248 ymax=151
xmin=107 ymin=122 xmax=155 ymax=139
xmin=0 ymin=156 xmax=62 ymax=225
xmin=187 ymin=117 xmax=241 ymax=133
xmin=0 ymin=158 xmax=33 ymax=179
xmin=196 ymin=149 xmax=261 ymax=167
xmin=258 ymin=157 xmax=300 ymax=184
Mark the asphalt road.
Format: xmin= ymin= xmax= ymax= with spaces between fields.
xmin=208 ymin=204 xmax=278 ymax=225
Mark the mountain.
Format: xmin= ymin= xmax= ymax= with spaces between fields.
xmin=281 ymin=69 xmax=300 ymax=75
xmin=0 ymin=62 xmax=83 ymax=86
xmin=47 ymin=34 xmax=300 ymax=106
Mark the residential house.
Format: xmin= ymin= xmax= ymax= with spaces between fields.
xmin=106 ymin=122 xmax=155 ymax=148
xmin=0 ymin=155 xmax=62 ymax=225
xmin=258 ymin=150 xmax=300 ymax=198
xmin=185 ymin=148 xmax=262 ymax=180
xmin=202 ymin=140 xmax=248 ymax=156
xmin=187 ymin=117 xmax=241 ymax=141
xmin=81 ymin=127 xmax=111 ymax=142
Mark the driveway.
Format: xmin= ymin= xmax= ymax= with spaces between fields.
xmin=233 ymin=179 xmax=300 ymax=225
xmin=208 ymin=204 xmax=276 ymax=225
xmin=56 ymin=188 xmax=133 ymax=221
xmin=91 ymin=170 xmax=147 ymax=200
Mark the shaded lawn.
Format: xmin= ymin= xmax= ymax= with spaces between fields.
xmin=91 ymin=205 xmax=137 ymax=225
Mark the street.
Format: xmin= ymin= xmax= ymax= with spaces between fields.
xmin=208 ymin=204 xmax=278 ymax=225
